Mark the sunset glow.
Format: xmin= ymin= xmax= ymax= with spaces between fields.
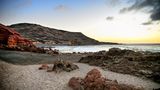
xmin=1 ymin=0 xmax=160 ymax=43
xmin=87 ymin=13 xmax=160 ymax=43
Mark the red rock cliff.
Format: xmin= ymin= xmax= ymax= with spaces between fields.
xmin=0 ymin=23 xmax=34 ymax=48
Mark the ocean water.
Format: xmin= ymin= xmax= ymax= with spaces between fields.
xmin=49 ymin=45 xmax=160 ymax=53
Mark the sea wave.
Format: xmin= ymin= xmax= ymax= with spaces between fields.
xmin=49 ymin=45 xmax=160 ymax=53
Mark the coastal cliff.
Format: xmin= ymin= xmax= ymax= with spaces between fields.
xmin=0 ymin=23 xmax=34 ymax=48
xmin=9 ymin=23 xmax=117 ymax=45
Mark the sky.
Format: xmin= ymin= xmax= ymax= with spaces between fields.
xmin=0 ymin=0 xmax=160 ymax=43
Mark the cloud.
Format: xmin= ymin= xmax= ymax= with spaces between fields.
xmin=54 ymin=5 xmax=70 ymax=12
xmin=106 ymin=16 xmax=114 ymax=21
xmin=109 ymin=0 xmax=120 ymax=5
xmin=105 ymin=0 xmax=120 ymax=6
xmin=119 ymin=0 xmax=160 ymax=21
xmin=142 ymin=21 xmax=152 ymax=25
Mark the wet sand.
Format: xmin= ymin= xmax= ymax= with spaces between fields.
xmin=0 ymin=49 xmax=86 ymax=64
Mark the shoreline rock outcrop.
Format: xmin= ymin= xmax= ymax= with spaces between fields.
xmin=0 ymin=23 xmax=34 ymax=48
xmin=79 ymin=48 xmax=160 ymax=83
xmin=0 ymin=23 xmax=59 ymax=54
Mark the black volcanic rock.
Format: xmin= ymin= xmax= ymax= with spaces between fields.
xmin=9 ymin=23 xmax=117 ymax=45
xmin=79 ymin=48 xmax=160 ymax=83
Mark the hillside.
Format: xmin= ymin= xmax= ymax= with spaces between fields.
xmin=9 ymin=23 xmax=117 ymax=45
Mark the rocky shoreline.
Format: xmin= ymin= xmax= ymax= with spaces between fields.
xmin=79 ymin=48 xmax=160 ymax=83
xmin=0 ymin=48 xmax=160 ymax=90
xmin=1 ymin=47 xmax=160 ymax=84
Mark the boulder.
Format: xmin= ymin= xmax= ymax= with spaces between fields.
xmin=68 ymin=69 xmax=143 ymax=90
xmin=68 ymin=77 xmax=83 ymax=90
xmin=52 ymin=60 xmax=79 ymax=72
xmin=38 ymin=64 xmax=49 ymax=70
xmin=38 ymin=61 xmax=79 ymax=72
xmin=43 ymin=60 xmax=79 ymax=72
xmin=83 ymin=69 xmax=106 ymax=90
xmin=45 ymin=49 xmax=59 ymax=55
xmin=107 ymin=48 xmax=122 ymax=56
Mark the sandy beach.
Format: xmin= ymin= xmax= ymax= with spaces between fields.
xmin=0 ymin=60 xmax=160 ymax=90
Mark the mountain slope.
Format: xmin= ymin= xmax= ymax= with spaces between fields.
xmin=9 ymin=23 xmax=117 ymax=45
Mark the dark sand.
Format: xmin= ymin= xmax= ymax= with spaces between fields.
xmin=0 ymin=50 xmax=86 ymax=65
